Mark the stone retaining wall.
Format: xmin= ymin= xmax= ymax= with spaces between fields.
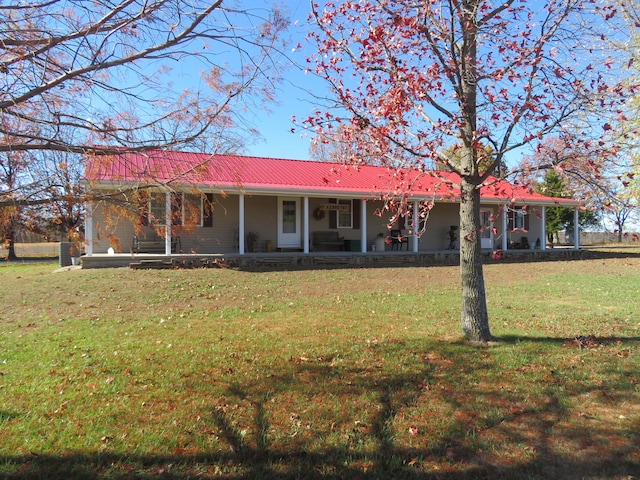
xmin=81 ymin=248 xmax=588 ymax=270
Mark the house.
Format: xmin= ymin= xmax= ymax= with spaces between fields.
xmin=82 ymin=150 xmax=582 ymax=263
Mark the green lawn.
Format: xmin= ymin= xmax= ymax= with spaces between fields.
xmin=0 ymin=249 xmax=638 ymax=479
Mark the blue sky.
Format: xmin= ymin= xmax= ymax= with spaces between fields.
xmin=242 ymin=67 xmax=317 ymax=161
xmin=242 ymin=0 xmax=319 ymax=161
xmin=167 ymin=1 xmax=318 ymax=160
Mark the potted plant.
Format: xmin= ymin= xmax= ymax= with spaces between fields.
xmin=375 ymin=232 xmax=385 ymax=252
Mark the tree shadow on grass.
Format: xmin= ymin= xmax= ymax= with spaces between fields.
xmin=0 ymin=411 xmax=20 ymax=422
xmin=1 ymin=339 xmax=638 ymax=479
xmin=497 ymin=334 xmax=640 ymax=345
xmin=582 ymin=246 xmax=640 ymax=260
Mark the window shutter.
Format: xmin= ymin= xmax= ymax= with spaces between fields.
xmin=352 ymin=199 xmax=361 ymax=229
xmin=524 ymin=211 xmax=530 ymax=231
xmin=138 ymin=191 xmax=150 ymax=226
xmin=140 ymin=205 xmax=149 ymax=227
xmin=203 ymin=193 xmax=214 ymax=228
xmin=171 ymin=193 xmax=182 ymax=226
xmin=328 ymin=198 xmax=337 ymax=229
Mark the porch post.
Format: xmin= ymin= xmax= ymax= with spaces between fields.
xmin=84 ymin=201 xmax=93 ymax=256
xmin=574 ymin=207 xmax=580 ymax=250
xmin=165 ymin=192 xmax=172 ymax=255
xmin=540 ymin=206 xmax=547 ymax=250
xmin=501 ymin=205 xmax=508 ymax=250
xmin=412 ymin=200 xmax=419 ymax=252
xmin=360 ymin=199 xmax=367 ymax=253
xmin=303 ymin=196 xmax=309 ymax=254
xmin=239 ymin=194 xmax=245 ymax=255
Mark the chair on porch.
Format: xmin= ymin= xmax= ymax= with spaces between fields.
xmin=390 ymin=229 xmax=409 ymax=250
xmin=245 ymin=231 xmax=263 ymax=253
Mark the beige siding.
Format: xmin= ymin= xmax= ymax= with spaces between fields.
xmin=90 ymin=199 xmax=137 ymax=253
xmin=177 ymin=194 xmax=240 ymax=254
xmin=416 ymin=202 xmax=460 ymax=250
xmin=244 ymin=196 xmax=277 ymax=251
xmin=361 ymin=200 xmax=390 ymax=250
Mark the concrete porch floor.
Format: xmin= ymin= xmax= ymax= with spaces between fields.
xmin=79 ymin=248 xmax=587 ymax=269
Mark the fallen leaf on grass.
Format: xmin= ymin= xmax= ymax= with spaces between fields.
xmin=565 ymin=335 xmax=599 ymax=349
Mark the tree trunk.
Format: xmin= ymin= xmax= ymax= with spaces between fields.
xmin=454 ymin=1 xmax=491 ymax=342
xmin=6 ymin=237 xmax=18 ymax=260
xmin=459 ymin=177 xmax=492 ymax=342
xmin=4 ymin=222 xmax=19 ymax=260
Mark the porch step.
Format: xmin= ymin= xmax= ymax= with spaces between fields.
xmin=130 ymin=259 xmax=173 ymax=269
xmin=313 ymin=256 xmax=350 ymax=265
xmin=255 ymin=256 xmax=296 ymax=264
xmin=374 ymin=255 xmax=417 ymax=265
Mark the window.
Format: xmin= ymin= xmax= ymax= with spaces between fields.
xmin=480 ymin=210 xmax=494 ymax=248
xmin=149 ymin=192 xmax=203 ymax=226
xmin=203 ymin=193 xmax=214 ymax=228
xmin=337 ymin=199 xmax=352 ymax=228
xmin=508 ymin=208 xmax=529 ymax=232
xmin=328 ymin=198 xmax=360 ymax=229
xmin=514 ymin=210 xmax=525 ymax=230
xmin=182 ymin=193 xmax=203 ymax=226
xmin=401 ymin=204 xmax=417 ymax=232
xmin=481 ymin=210 xmax=492 ymax=240
xmin=149 ymin=193 xmax=167 ymax=225
xmin=282 ymin=200 xmax=298 ymax=233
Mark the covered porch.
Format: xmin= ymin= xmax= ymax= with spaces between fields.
xmin=84 ymin=191 xmax=583 ymax=260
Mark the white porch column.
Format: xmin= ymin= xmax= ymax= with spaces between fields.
xmin=239 ymin=194 xmax=245 ymax=254
xmin=360 ymin=199 xmax=367 ymax=253
xmin=540 ymin=206 xmax=547 ymax=250
xmin=574 ymin=207 xmax=580 ymax=250
xmin=303 ymin=196 xmax=310 ymax=254
xmin=84 ymin=201 xmax=93 ymax=256
xmin=165 ymin=192 xmax=172 ymax=255
xmin=501 ymin=205 xmax=508 ymax=250
xmin=412 ymin=200 xmax=420 ymax=252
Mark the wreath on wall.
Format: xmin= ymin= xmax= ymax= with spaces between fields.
xmin=312 ymin=207 xmax=325 ymax=221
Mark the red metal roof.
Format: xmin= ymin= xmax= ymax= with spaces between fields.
xmin=86 ymin=150 xmax=580 ymax=206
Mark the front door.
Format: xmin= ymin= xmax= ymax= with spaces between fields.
xmin=278 ymin=197 xmax=301 ymax=249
